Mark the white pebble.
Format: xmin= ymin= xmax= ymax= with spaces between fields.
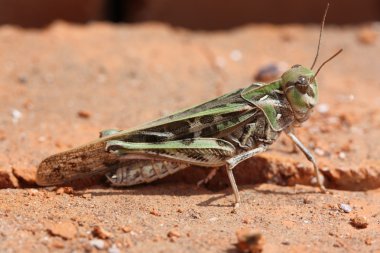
xmin=339 ymin=203 xmax=352 ymax=213
xmin=317 ymin=103 xmax=330 ymax=114
xmin=338 ymin=152 xmax=346 ymax=160
xmin=90 ymin=239 xmax=105 ymax=249
xmin=229 ymin=49 xmax=242 ymax=62
xmin=11 ymin=109 xmax=22 ymax=123
xmin=108 ymin=244 xmax=120 ymax=253
xmin=314 ymin=148 xmax=325 ymax=156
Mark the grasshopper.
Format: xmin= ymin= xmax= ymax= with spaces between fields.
xmin=37 ymin=5 xmax=342 ymax=209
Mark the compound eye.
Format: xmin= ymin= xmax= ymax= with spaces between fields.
xmin=296 ymin=76 xmax=307 ymax=85
xmin=295 ymin=76 xmax=309 ymax=93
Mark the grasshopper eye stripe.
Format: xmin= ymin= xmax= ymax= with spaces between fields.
xmin=36 ymin=3 xmax=341 ymax=211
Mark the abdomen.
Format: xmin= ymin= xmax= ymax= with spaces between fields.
xmin=106 ymin=160 xmax=189 ymax=186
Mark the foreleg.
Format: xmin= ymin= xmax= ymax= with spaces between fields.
xmin=286 ymin=132 xmax=327 ymax=192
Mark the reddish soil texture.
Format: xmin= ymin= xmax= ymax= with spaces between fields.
xmin=0 ymin=22 xmax=379 ymax=252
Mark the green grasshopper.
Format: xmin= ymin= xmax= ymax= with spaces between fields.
xmin=37 ymin=5 xmax=342 ymax=209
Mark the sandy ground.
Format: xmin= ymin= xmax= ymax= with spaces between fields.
xmin=0 ymin=22 xmax=379 ymax=252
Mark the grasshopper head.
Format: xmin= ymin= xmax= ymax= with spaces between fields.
xmin=281 ymin=65 xmax=318 ymax=123
xmin=279 ymin=4 xmax=342 ymax=124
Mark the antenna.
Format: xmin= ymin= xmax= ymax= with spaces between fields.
xmin=311 ymin=49 xmax=343 ymax=82
xmin=310 ymin=3 xmax=330 ymax=70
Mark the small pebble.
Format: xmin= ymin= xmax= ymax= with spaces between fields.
xmin=341 ymin=141 xmax=352 ymax=152
xmin=108 ymin=244 xmax=120 ymax=253
xmin=11 ymin=109 xmax=22 ymax=123
xmin=22 ymin=99 xmax=33 ymax=110
xmin=242 ymin=218 xmax=250 ymax=224
xmin=254 ymin=62 xmax=288 ymax=82
xmin=77 ymin=110 xmax=91 ymax=119
xmin=303 ymin=198 xmax=313 ymax=204
xmin=357 ymin=27 xmax=377 ymax=45
xmin=350 ymin=215 xmax=368 ymax=229
xmin=90 ymin=239 xmax=105 ymax=249
xmin=230 ymin=49 xmax=243 ymax=62
xmin=54 ymin=141 xmax=64 ymax=149
xmin=28 ymin=189 xmax=39 ymax=196
xmin=92 ymin=225 xmax=113 ymax=239
xmin=338 ymin=152 xmax=346 ymax=160
xmin=314 ymin=148 xmax=325 ymax=156
xmin=121 ymin=226 xmax=132 ymax=233
xmin=317 ymin=103 xmax=330 ymax=114
xmin=339 ymin=203 xmax=352 ymax=213
xmin=18 ymin=74 xmax=28 ymax=84
xmin=188 ymin=209 xmax=201 ymax=219
xmin=333 ymin=241 xmax=344 ymax=248
xmin=365 ymin=237 xmax=372 ymax=245
xmin=56 ymin=187 xmax=74 ymax=195
xmin=150 ymin=209 xmax=161 ymax=217
xmin=236 ymin=228 xmax=264 ymax=253
xmin=167 ymin=230 xmax=181 ymax=239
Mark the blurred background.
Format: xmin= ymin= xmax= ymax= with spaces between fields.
xmin=0 ymin=0 xmax=379 ymax=29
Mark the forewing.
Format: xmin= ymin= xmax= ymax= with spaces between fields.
xmin=108 ymin=88 xmax=258 ymax=142
xmin=139 ymin=88 xmax=244 ymax=128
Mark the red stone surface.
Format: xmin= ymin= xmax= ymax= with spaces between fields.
xmin=0 ymin=22 xmax=379 ymax=252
